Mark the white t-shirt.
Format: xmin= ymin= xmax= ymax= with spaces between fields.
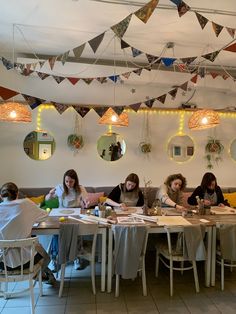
xmin=0 ymin=198 xmax=48 ymax=268
xmin=55 ymin=184 xmax=88 ymax=208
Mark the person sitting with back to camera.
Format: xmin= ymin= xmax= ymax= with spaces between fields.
xmin=45 ymin=169 xmax=89 ymax=271
xmin=0 ymin=182 xmax=56 ymax=285
xmin=105 ymin=173 xmax=144 ymax=209
xmin=156 ymin=173 xmax=187 ymax=212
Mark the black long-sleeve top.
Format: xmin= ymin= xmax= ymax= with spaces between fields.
xmin=187 ymin=185 xmax=226 ymax=206
xmin=108 ymin=184 xmax=144 ymax=206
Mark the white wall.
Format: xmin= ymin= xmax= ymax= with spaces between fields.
xmin=0 ymin=104 xmax=236 ymax=188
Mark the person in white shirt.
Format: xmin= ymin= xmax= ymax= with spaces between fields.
xmin=0 ymin=182 xmax=55 ymax=284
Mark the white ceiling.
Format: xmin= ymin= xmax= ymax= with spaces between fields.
xmin=0 ymin=0 xmax=236 ymax=108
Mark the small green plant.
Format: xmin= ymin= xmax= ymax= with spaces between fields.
xmin=139 ymin=142 xmax=152 ymax=153
xmin=67 ymin=134 xmax=84 ymax=151
xmin=205 ymin=137 xmax=224 ymax=169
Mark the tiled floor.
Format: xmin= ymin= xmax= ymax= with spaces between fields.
xmin=1 ymin=260 xmax=236 ymax=313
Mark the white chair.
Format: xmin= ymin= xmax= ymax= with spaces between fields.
xmin=0 ymin=237 xmax=43 ymax=314
xmin=155 ymin=226 xmax=200 ymax=297
xmin=112 ymin=225 xmax=149 ymax=297
xmin=59 ymin=223 xmax=98 ymax=297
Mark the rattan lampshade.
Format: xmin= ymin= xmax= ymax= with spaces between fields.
xmin=0 ymin=102 xmax=32 ymax=122
xmin=188 ymin=109 xmax=220 ymax=130
xmin=98 ymin=107 xmax=129 ymax=126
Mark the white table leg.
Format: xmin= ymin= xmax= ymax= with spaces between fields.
xmin=211 ymin=226 xmax=216 ymax=286
xmin=101 ymin=228 xmax=106 ymax=292
xmin=205 ymin=226 xmax=212 ymax=287
xmin=107 ymin=227 xmax=113 ymax=293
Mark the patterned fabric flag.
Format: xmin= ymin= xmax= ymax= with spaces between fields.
xmin=168 ymin=88 xmax=178 ymax=99
xmin=48 ymin=56 xmax=57 ymax=70
xmin=178 ymin=63 xmax=186 ymax=71
xmin=113 ymin=106 xmax=125 ymax=115
xmin=146 ymin=53 xmax=158 ymax=64
xmin=157 ymin=94 xmax=166 ymax=104
xmin=170 ymin=0 xmax=181 ymax=5
xmin=134 ymin=0 xmax=159 ymax=24
xmin=212 ymin=22 xmax=224 ymax=37
xmin=73 ymin=106 xmax=90 ymax=117
xmin=31 ymin=63 xmax=37 ymax=71
xmin=2 ymin=57 xmax=13 ymax=70
xmin=224 ymin=42 xmax=236 ymax=52
xmin=15 ymin=62 xmax=25 ymax=71
xmin=161 ymin=58 xmax=176 ymax=67
xmin=202 ymin=50 xmax=220 ymax=62
xmin=0 ymin=86 xmax=19 ymax=100
xmin=210 ymin=72 xmax=219 ymax=79
xmin=93 ymin=106 xmax=108 ymax=117
xmin=226 ymin=27 xmax=235 ymax=38
xmin=129 ymin=102 xmax=141 ymax=112
xmin=73 ymin=43 xmax=86 ymax=59
xmin=22 ymin=68 xmax=33 ymax=76
xmin=52 ymin=75 xmax=65 ymax=84
xmin=37 ymin=72 xmax=50 ymax=80
xmin=180 ymin=81 xmax=188 ymax=91
xmin=178 ymin=1 xmax=190 ymax=17
xmin=111 ymin=14 xmax=132 ymax=38
xmin=39 ymin=61 xmax=45 ymax=68
xmin=59 ymin=50 xmax=70 ymax=65
xmin=133 ymin=68 xmax=143 ymax=76
xmin=195 ymin=12 xmax=208 ymax=29
xmin=22 ymin=94 xmax=45 ymax=109
xmin=82 ymin=78 xmax=93 ymax=85
xmin=222 ymin=74 xmax=229 ymax=80
xmin=67 ymin=77 xmax=80 ymax=85
xmin=122 ymin=72 xmax=131 ymax=79
xmin=131 ymin=47 xmax=143 ymax=57
xmin=181 ymin=56 xmax=197 ymax=64
xmin=144 ymin=98 xmax=155 ymax=108
xmin=88 ymin=32 xmax=105 ymax=53
xmin=190 ymin=74 xmax=198 ymax=84
xmin=96 ymin=77 xmax=107 ymax=84
xmin=109 ymin=75 xmax=119 ymax=83
xmin=121 ymin=40 xmax=130 ymax=49
xmin=53 ymin=103 xmax=69 ymax=114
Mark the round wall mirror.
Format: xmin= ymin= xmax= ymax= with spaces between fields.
xmin=23 ymin=130 xmax=56 ymax=161
xmin=230 ymin=138 xmax=236 ymax=162
xmin=167 ymin=134 xmax=194 ymax=162
xmin=97 ymin=132 xmax=126 ymax=161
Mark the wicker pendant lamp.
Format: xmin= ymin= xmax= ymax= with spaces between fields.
xmin=188 ymin=109 xmax=220 ymax=130
xmin=0 ymin=102 xmax=32 ymax=122
xmin=98 ymin=107 xmax=128 ymax=127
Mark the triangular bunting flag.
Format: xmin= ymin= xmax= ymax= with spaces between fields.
xmin=195 ymin=12 xmax=208 ymax=29
xmin=161 ymin=57 xmax=176 ymax=67
xmin=22 ymin=68 xmax=33 ymax=76
xmin=181 ymin=57 xmax=197 ymax=65
xmin=96 ymin=77 xmax=107 ymax=84
xmin=22 ymin=94 xmax=45 ymax=109
xmin=2 ymin=57 xmax=13 ymax=70
xmin=39 ymin=61 xmax=45 ymax=68
xmin=59 ymin=50 xmax=70 ymax=65
xmin=111 ymin=14 xmax=132 ymax=38
xmin=222 ymin=74 xmax=229 ymax=80
xmin=170 ymin=0 xmax=181 ymax=5
xmin=202 ymin=50 xmax=220 ymax=62
xmin=93 ymin=107 xmax=108 ymax=117
xmin=73 ymin=43 xmax=86 ymax=59
xmin=53 ymin=103 xmax=69 ymax=114
xmin=168 ymin=88 xmax=178 ymax=99
xmin=198 ymin=67 xmax=206 ymax=78
xmin=133 ymin=68 xmax=143 ymax=76
xmin=37 ymin=72 xmax=50 ymax=80
xmin=122 ymin=72 xmax=131 ymax=79
xmin=88 ymin=32 xmax=105 ymax=53
xmin=190 ymin=74 xmax=198 ymax=84
xmin=121 ymin=39 xmax=130 ymax=49
xmin=129 ymin=102 xmax=141 ymax=112
xmin=210 ymin=72 xmax=219 ymax=79
xmin=0 ymin=86 xmax=19 ymax=100
xmin=146 ymin=53 xmax=158 ymax=63
xmin=15 ymin=63 xmax=25 ymax=71
xmin=109 ymin=75 xmax=119 ymax=83
xmin=131 ymin=47 xmax=143 ymax=57
xmin=145 ymin=98 xmax=155 ymax=108
xmin=212 ymin=22 xmax=224 ymax=37
xmin=82 ymin=78 xmax=93 ymax=85
xmin=31 ymin=63 xmax=37 ymax=71
xmin=113 ymin=106 xmax=125 ymax=115
xmin=52 ymin=75 xmax=65 ymax=84
xmin=67 ymin=77 xmax=80 ymax=85
xmin=224 ymin=42 xmax=236 ymax=52
xmin=178 ymin=63 xmax=186 ymax=71
xmin=134 ymin=0 xmax=159 ymax=24
xmin=48 ymin=56 xmax=57 ymax=70
xmin=226 ymin=27 xmax=235 ymax=39
xmin=157 ymin=94 xmax=166 ymax=104
xmin=178 ymin=1 xmax=190 ymax=17
xmin=180 ymin=81 xmax=188 ymax=91
xmin=73 ymin=106 xmax=90 ymax=117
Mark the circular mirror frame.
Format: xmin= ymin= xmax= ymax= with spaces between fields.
xmin=167 ymin=134 xmax=195 ymax=163
xmin=229 ymin=138 xmax=236 ymax=163
xmin=97 ymin=132 xmax=126 ymax=162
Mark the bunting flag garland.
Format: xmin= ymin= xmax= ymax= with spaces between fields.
xmin=52 ymin=75 xmax=65 ymax=84
xmin=73 ymin=43 xmax=86 ymax=59
xmin=170 ymin=0 xmax=181 ymax=5
xmin=224 ymin=42 xmax=236 ymax=52
xmin=48 ymin=56 xmax=57 ymax=70
xmin=22 ymin=68 xmax=34 ymax=76
xmin=226 ymin=27 xmax=235 ymax=39
xmin=212 ymin=22 xmax=224 ymax=37
xmin=129 ymin=102 xmax=141 ymax=112
xmin=195 ymin=12 xmax=208 ymax=30
xmin=96 ymin=77 xmax=107 ymax=83
xmin=202 ymin=50 xmax=220 ymax=62
xmin=109 ymin=75 xmax=119 ymax=83
xmin=113 ymin=106 xmax=125 ymax=115
xmin=145 ymin=98 xmax=155 ymax=108
xmin=161 ymin=58 xmax=176 ymax=67
xmin=39 ymin=61 xmax=46 ymax=69
xmin=168 ymin=88 xmax=178 ymax=99
xmin=146 ymin=53 xmax=158 ymax=64
xmin=59 ymin=50 xmax=70 ymax=65
xmin=181 ymin=56 xmax=197 ymax=65
xmin=180 ymin=81 xmax=188 ymax=91
xmin=82 ymin=78 xmax=93 ymax=85
xmin=131 ymin=47 xmax=143 ymax=57
xmin=2 ymin=57 xmax=13 ymax=70
xmin=73 ymin=106 xmax=91 ymax=117
xmin=134 ymin=0 xmax=159 ymax=24
xmin=53 ymin=103 xmax=69 ymax=114
xmin=111 ymin=14 xmax=132 ymax=38
xmin=156 ymin=94 xmax=167 ymax=104
xmin=0 ymin=86 xmax=19 ymax=100
xmin=67 ymin=77 xmax=80 ymax=85
xmin=210 ymin=72 xmax=219 ymax=79
xmin=88 ymin=32 xmax=105 ymax=53
xmin=121 ymin=39 xmax=130 ymax=49
xmin=22 ymin=94 xmax=45 ymax=109
xmin=178 ymin=63 xmax=186 ymax=71
xmin=37 ymin=72 xmax=50 ymax=80
xmin=133 ymin=68 xmax=143 ymax=76
xmin=93 ymin=106 xmax=108 ymax=117
xmin=222 ymin=74 xmax=229 ymax=80
xmin=122 ymin=72 xmax=131 ymax=79
xmin=177 ymin=1 xmax=190 ymax=17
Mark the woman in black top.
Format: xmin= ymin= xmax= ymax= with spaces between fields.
xmin=188 ymin=172 xmax=227 ymax=206
xmin=106 ymin=173 xmax=144 ymax=209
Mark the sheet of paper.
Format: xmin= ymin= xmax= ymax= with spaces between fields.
xmin=117 ymin=216 xmax=145 ymax=224
xmin=49 ymin=207 xmax=81 ymax=217
xmin=210 ymin=206 xmax=236 ymax=215
xmin=157 ymin=216 xmax=191 ymax=226
xmin=114 ymin=207 xmax=142 ymax=215
xmin=33 ymin=223 xmax=39 ymax=227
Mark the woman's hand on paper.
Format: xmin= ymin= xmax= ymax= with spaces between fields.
xmin=120 ymin=203 xmax=127 ymax=210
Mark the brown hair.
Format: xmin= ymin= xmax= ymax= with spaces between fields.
xmin=164 ymin=173 xmax=187 ymax=191
xmin=200 ymin=172 xmax=217 ymax=191
xmin=63 ymin=169 xmax=81 ymax=195
xmin=0 ymin=182 xmax=18 ymax=201
xmin=124 ymin=173 xmax=140 ymax=192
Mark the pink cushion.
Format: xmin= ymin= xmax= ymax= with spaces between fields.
xmin=87 ymin=192 xmax=104 ymax=207
xmin=182 ymin=192 xmax=192 ymax=208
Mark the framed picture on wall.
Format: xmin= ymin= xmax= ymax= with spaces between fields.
xmin=173 ymin=146 xmax=182 ymax=157
xmin=187 ymin=146 xmax=194 ymax=156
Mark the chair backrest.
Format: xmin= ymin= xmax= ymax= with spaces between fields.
xmin=0 ymin=237 xmax=39 ymax=277
xmin=217 ymin=223 xmax=236 ymax=260
xmin=164 ymin=226 xmax=185 ymax=256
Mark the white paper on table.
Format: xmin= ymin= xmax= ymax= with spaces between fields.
xmin=49 ymin=207 xmax=81 ymax=217
xmin=117 ymin=216 xmax=145 ymax=224
xmin=157 ymin=216 xmax=191 ymax=226
xmin=210 ymin=206 xmax=236 ymax=215
xmin=79 ymin=214 xmax=108 ymax=224
xmin=114 ymin=207 xmax=142 ymax=215
xmin=131 ymin=213 xmax=158 ymax=223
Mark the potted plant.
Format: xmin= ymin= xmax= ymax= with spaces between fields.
xmin=67 ymin=134 xmax=84 ymax=151
xmin=139 ymin=141 xmax=152 ymax=153
xmin=205 ymin=136 xmax=224 ymax=169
